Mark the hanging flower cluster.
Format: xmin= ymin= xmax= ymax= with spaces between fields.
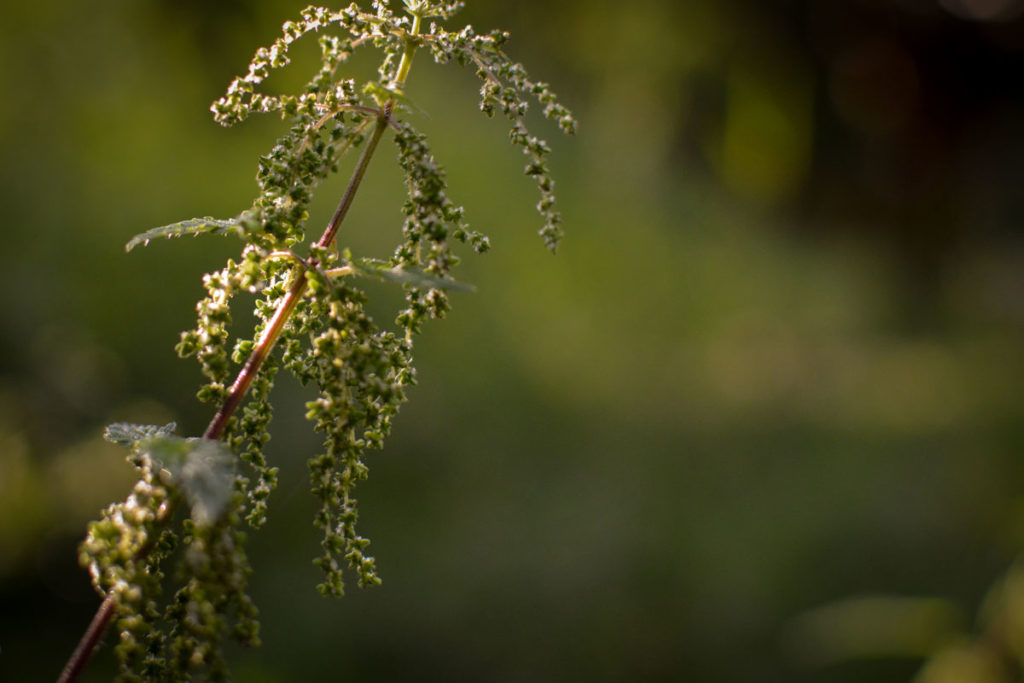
xmin=75 ymin=2 xmax=574 ymax=680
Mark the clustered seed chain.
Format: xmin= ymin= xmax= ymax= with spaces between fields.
xmin=76 ymin=1 xmax=574 ymax=680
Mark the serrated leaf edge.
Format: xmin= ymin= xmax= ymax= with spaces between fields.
xmin=125 ymin=217 xmax=243 ymax=252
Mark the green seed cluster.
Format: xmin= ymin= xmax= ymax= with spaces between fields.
xmin=402 ymin=0 xmax=465 ymax=20
xmin=81 ymin=426 xmax=258 ymax=681
xmin=89 ymin=2 xmax=573 ymax=678
xmin=232 ymin=356 xmax=280 ymax=530
xmin=80 ymin=468 xmax=174 ymax=681
xmin=211 ymin=6 xmax=368 ymax=128
xmin=428 ymin=24 xmax=576 ymax=251
xmin=161 ymin=512 xmax=260 ymax=681
xmin=301 ymin=278 xmax=412 ymax=595
xmin=393 ymin=122 xmax=489 ymax=335
xmin=176 ymin=266 xmax=241 ymax=407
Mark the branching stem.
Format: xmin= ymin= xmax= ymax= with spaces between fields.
xmin=58 ymin=13 xmax=425 ymax=679
xmin=316 ymin=109 xmax=391 ymax=252
xmin=61 ymin=1 xmax=578 ymax=674
xmin=394 ymin=13 xmax=421 ymax=88
xmin=203 ymin=269 xmax=307 ymax=441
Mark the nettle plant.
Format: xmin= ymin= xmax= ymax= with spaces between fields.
xmin=59 ymin=2 xmax=574 ymax=681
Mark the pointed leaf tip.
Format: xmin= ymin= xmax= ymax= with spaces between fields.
xmin=125 ymin=217 xmax=243 ymax=252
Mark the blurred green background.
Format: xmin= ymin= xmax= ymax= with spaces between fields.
xmin=2 ymin=1 xmax=1024 ymax=681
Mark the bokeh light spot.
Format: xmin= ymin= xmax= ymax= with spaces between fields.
xmin=939 ymin=0 xmax=1024 ymax=21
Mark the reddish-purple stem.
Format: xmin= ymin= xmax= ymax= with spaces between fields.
xmin=57 ymin=106 xmax=391 ymax=683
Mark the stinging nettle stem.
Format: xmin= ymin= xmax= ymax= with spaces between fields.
xmin=59 ymin=19 xmax=422 ymax=678
xmin=204 ymin=269 xmax=307 ymax=441
xmin=62 ymin=4 xmax=578 ymax=678
xmin=57 ymin=597 xmax=116 ymax=683
xmin=207 ymin=99 xmax=394 ymax=442
xmin=316 ymin=107 xmax=392 ymax=252
xmin=208 ymin=11 xmax=422 ymax=440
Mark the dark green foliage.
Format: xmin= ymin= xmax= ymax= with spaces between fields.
xmin=76 ymin=1 xmax=573 ymax=679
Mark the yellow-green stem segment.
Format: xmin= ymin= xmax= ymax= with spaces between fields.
xmin=394 ymin=12 xmax=421 ymax=88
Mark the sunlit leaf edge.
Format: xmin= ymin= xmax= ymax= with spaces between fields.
xmin=126 ymin=218 xmax=243 ymax=252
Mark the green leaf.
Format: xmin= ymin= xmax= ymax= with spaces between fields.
xmin=125 ymin=217 xmax=243 ymax=252
xmin=104 ymin=423 xmax=235 ymax=524
xmin=352 ymin=258 xmax=474 ymax=291
xmin=175 ymin=440 xmax=236 ymax=525
xmin=146 ymin=437 xmax=237 ymax=525
xmin=104 ymin=422 xmax=177 ymax=446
